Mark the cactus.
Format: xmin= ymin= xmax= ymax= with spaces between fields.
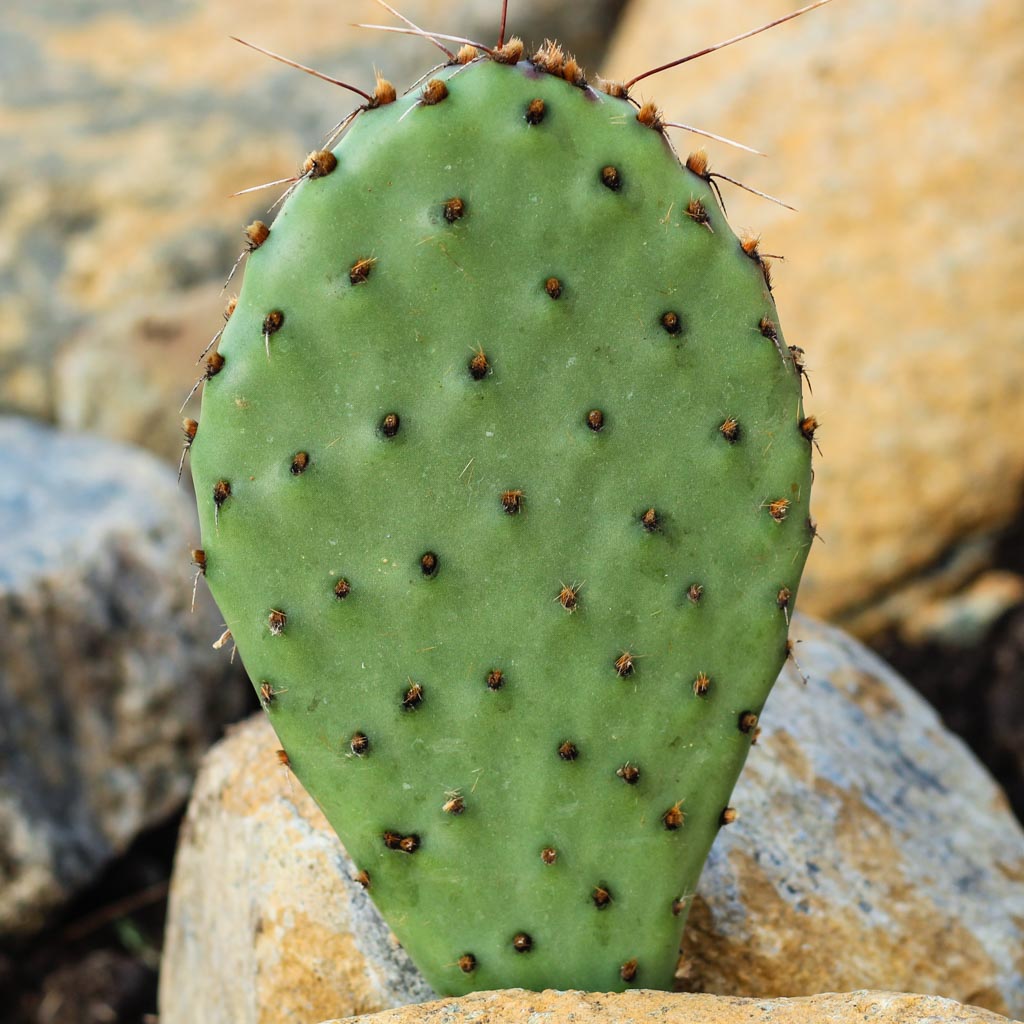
xmin=185 ymin=7 xmax=821 ymax=997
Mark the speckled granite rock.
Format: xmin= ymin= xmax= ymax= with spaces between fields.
xmin=0 ymin=417 xmax=246 ymax=935
xmin=2 ymin=0 xmax=623 ymax=443
xmin=320 ymin=988 xmax=1020 ymax=1024
xmin=159 ymin=617 xmax=1024 ymax=1022
xmin=604 ymin=0 xmax=1024 ymax=637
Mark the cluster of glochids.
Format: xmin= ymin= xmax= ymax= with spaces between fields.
xmin=181 ymin=0 xmax=831 ymax=996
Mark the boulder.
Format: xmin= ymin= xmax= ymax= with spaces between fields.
xmin=603 ymin=0 xmax=1024 ymax=637
xmin=321 ymin=988 xmax=1020 ymax=1024
xmin=0 ymin=418 xmax=247 ymax=935
xmin=159 ymin=616 xmax=1024 ymax=1023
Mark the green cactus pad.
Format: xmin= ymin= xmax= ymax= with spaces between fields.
xmin=190 ymin=54 xmax=813 ymax=994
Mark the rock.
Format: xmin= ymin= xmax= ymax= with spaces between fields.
xmin=320 ymin=988 xmax=1020 ymax=1024
xmin=1 ymin=0 xmax=623 ymax=452
xmin=0 ymin=417 xmax=247 ymax=936
xmin=901 ymin=571 xmax=1024 ymax=647
xmin=159 ymin=616 xmax=1024 ymax=1022
xmin=603 ymin=0 xmax=1024 ymax=637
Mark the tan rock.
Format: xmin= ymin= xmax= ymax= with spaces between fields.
xmin=160 ymin=617 xmax=1024 ymax=1023
xmin=321 ymin=988 xmax=1020 ymax=1024
xmin=604 ymin=0 xmax=1024 ymax=636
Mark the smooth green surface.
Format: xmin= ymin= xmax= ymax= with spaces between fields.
xmin=191 ymin=58 xmax=813 ymax=994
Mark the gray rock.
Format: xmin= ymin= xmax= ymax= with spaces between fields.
xmin=0 ymin=417 xmax=246 ymax=935
xmin=159 ymin=616 xmax=1024 ymax=1023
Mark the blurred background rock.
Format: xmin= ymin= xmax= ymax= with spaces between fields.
xmin=1 ymin=0 xmax=1022 ymax=1020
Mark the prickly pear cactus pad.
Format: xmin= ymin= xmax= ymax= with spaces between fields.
xmin=188 ymin=44 xmax=815 ymax=995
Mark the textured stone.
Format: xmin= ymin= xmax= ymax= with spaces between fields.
xmin=0 ymin=0 xmax=623 ymax=441
xmin=160 ymin=617 xmax=1024 ymax=1021
xmin=0 ymin=417 xmax=246 ymax=935
xmin=321 ymin=988 xmax=1020 ymax=1024
xmin=604 ymin=0 xmax=1024 ymax=636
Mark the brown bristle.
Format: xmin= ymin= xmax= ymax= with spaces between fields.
xmin=276 ymin=749 xmax=290 ymax=767
xmin=767 ymin=498 xmax=790 ymax=522
xmin=671 ymin=896 xmax=688 ymax=916
xmin=263 ymin=310 xmax=284 ymax=338
xmin=500 ymin=488 xmax=524 ymax=515
xmin=720 ymin=807 xmax=738 ymax=826
xmin=556 ymin=582 xmax=580 ymax=612
xmin=382 ymin=831 xmax=402 ymax=850
xmin=456 ymin=44 xmax=477 ymax=64
xmin=600 ymin=165 xmax=622 ymax=191
xmin=739 ymin=711 xmax=759 ymax=734
xmin=616 ymin=763 xmax=640 ymax=785
xmin=302 ymin=149 xmax=337 ymax=178
xmin=614 ymin=650 xmax=635 ymax=677
xmin=468 ymin=346 xmax=490 ymax=380
xmin=777 ymin=587 xmax=791 ymax=610
xmin=443 ymin=197 xmax=465 ymax=223
xmin=545 ymin=276 xmax=562 ymax=299
xmin=687 ymin=583 xmax=703 ymax=604
xmin=620 ymin=958 xmax=639 ymax=983
xmin=558 ymin=740 xmax=578 ymax=761
xmin=586 ymin=409 xmax=604 ymax=432
xmin=525 ymin=97 xmax=546 ymax=124
xmin=719 ymin=417 xmax=740 ymax=443
xmin=761 ymin=256 xmax=773 ymax=290
xmin=660 ymin=310 xmax=681 ymax=335
xmin=686 ymin=197 xmax=710 ymax=227
xmin=442 ymin=793 xmax=465 ymax=815
xmin=350 ymin=732 xmax=369 ymax=755
xmin=541 ymin=847 xmax=557 ymax=864
xmin=381 ymin=412 xmax=401 ymax=438
xmin=420 ymin=551 xmax=439 ymax=576
xmin=205 ymin=352 xmax=225 ymax=377
xmin=532 ymin=40 xmax=564 ymax=74
xmin=752 ymin=726 xmax=763 ymax=745
xmin=493 ymin=37 xmax=524 ymax=64
xmin=268 ymin=609 xmax=287 ymax=636
xmin=290 ymin=451 xmax=309 ymax=475
xmin=692 ymin=672 xmax=710 ymax=697
xmin=759 ymin=316 xmax=778 ymax=340
xmin=373 ymin=75 xmax=397 ymax=106
xmin=398 ymin=834 xmax=420 ymax=854
xmin=512 ymin=932 xmax=533 ymax=953
xmin=421 ymin=78 xmax=448 ymax=105
xmin=213 ymin=479 xmax=231 ymax=507
xmin=686 ymin=150 xmax=709 ymax=178
xmin=182 ymin=417 xmax=198 ymax=443
xmin=636 ymin=100 xmax=663 ymax=131
xmin=354 ymin=869 xmax=370 ymax=889
xmin=561 ymin=57 xmax=584 ymax=86
xmin=800 ymin=415 xmax=819 ymax=442
xmin=592 ymin=885 xmax=612 ymax=909
xmin=662 ymin=802 xmax=685 ymax=830
xmin=595 ymin=77 xmax=628 ymax=98
xmin=191 ymin=549 xmax=207 ymax=572
xmin=458 ymin=953 xmax=477 ymax=973
xmin=349 ymin=257 xmax=376 ymax=285
xmin=740 ymin=232 xmax=761 ymax=257
xmin=402 ymin=681 xmax=424 ymax=711
xmin=258 ymin=681 xmax=277 ymax=709
xmin=486 ymin=669 xmax=504 ymax=691
xmin=224 ymin=296 xmax=238 ymax=319
xmin=334 ymin=577 xmax=352 ymax=600
xmin=245 ymin=220 xmax=270 ymax=249
xmin=640 ymin=507 xmax=660 ymax=532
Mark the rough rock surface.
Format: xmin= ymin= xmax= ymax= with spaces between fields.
xmin=604 ymin=0 xmax=1024 ymax=636
xmin=0 ymin=417 xmax=246 ymax=935
xmin=321 ymin=988 xmax=1020 ymax=1024
xmin=2 ymin=0 xmax=623 ymax=446
xmin=159 ymin=616 xmax=1024 ymax=1023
